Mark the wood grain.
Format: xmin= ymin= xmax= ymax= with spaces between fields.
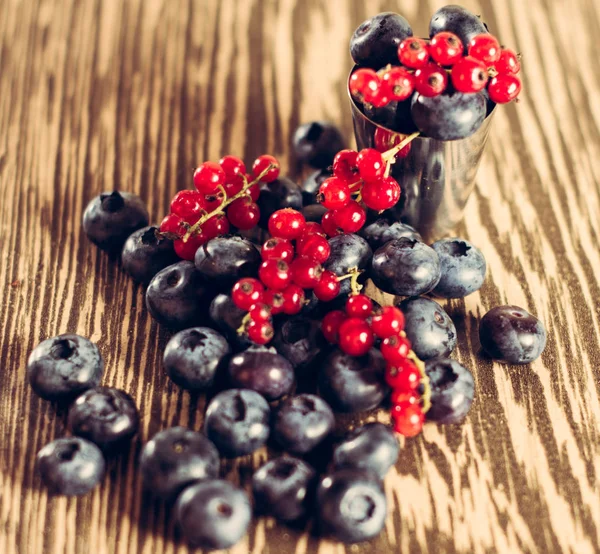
xmin=1 ymin=0 xmax=600 ymax=552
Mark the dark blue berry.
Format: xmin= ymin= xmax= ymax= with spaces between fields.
xmin=360 ymin=219 xmax=422 ymax=251
xmin=302 ymin=169 xmax=331 ymax=206
xmin=252 ymin=456 xmax=316 ymax=521
xmin=324 ymin=234 xmax=372 ymax=298
xmin=364 ymin=100 xmax=400 ymax=129
xmin=431 ymin=238 xmax=486 ymax=298
xmin=209 ymin=294 xmax=253 ymax=351
xmin=331 ymin=422 xmax=399 ymax=480
xmin=317 ymin=468 xmax=387 ymax=544
xmin=425 ymin=358 xmax=475 ymax=424
xmin=429 ymin=5 xmax=487 ymax=53
xmin=139 ymin=427 xmax=219 ymax=500
xmin=176 ymin=480 xmax=251 ymax=550
xmin=204 ymin=389 xmax=270 ymax=458
xmin=82 ymin=191 xmax=149 ymax=253
xmin=121 ymin=226 xmax=178 ymax=284
xmin=398 ymin=297 xmax=456 ymax=359
xmin=227 ymin=345 xmax=294 ymax=401
xmin=36 ymin=437 xmax=105 ymax=496
xmin=293 ymin=122 xmax=345 ymax=169
xmin=479 ymin=305 xmax=547 ymax=364
xmin=257 ymin=177 xmax=303 ymax=228
xmin=67 ymin=387 xmax=139 ymax=450
xmin=303 ymin=202 xmax=328 ymax=222
xmin=27 ymin=334 xmax=103 ymax=401
xmin=370 ymin=238 xmax=441 ymax=296
xmin=272 ymin=316 xmax=325 ymax=371
xmin=164 ymin=327 xmax=230 ymax=390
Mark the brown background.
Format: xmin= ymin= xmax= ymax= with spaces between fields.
xmin=1 ymin=0 xmax=600 ymax=553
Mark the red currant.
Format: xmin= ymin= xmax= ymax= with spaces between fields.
xmin=290 ymin=256 xmax=323 ymax=289
xmin=297 ymin=234 xmax=330 ymax=263
xmin=390 ymin=390 xmax=419 ymax=406
xmin=281 ymin=284 xmax=305 ymax=315
xmin=398 ymin=37 xmax=430 ymax=69
xmin=392 ymin=402 xmax=424 ymax=437
xmin=373 ymin=129 xmax=412 ymax=159
xmin=338 ymin=317 xmax=374 ymax=357
xmin=199 ymin=191 xmax=226 ymax=212
xmin=219 ymin=155 xmax=246 ymax=181
xmin=381 ymin=67 xmax=415 ymax=102
xmin=332 ymin=149 xmax=359 ymax=182
xmin=429 ymin=32 xmax=463 ymax=66
xmin=227 ymin=197 xmax=260 ymax=229
xmin=252 ymin=155 xmax=280 ymax=183
xmin=356 ymin=148 xmax=385 ymax=183
xmin=321 ymin=210 xmax=342 ymax=237
xmin=247 ymin=182 xmax=261 ymax=202
xmin=322 ymin=310 xmax=347 ymax=344
xmin=468 ymin=33 xmax=501 ymax=65
xmin=170 ymin=190 xmax=205 ymax=220
xmin=349 ymin=68 xmax=381 ymax=105
xmin=414 ymin=63 xmax=448 ymax=97
xmin=361 ymin=177 xmax=401 ymax=211
xmin=314 ymin=270 xmax=341 ymax=302
xmin=263 ymin=289 xmax=284 ymax=315
xmin=261 ymin=237 xmax=295 ymax=262
xmin=232 ymin=277 xmax=264 ymax=310
xmin=494 ymin=48 xmax=520 ymax=75
xmin=297 ymin=221 xmax=327 ymax=250
xmin=193 ymin=161 xmax=226 ymax=195
xmin=345 ymin=294 xmax=373 ymax=319
xmin=380 ymin=334 xmax=411 ymax=365
xmin=223 ymin=175 xmax=245 ymax=197
xmin=332 ymin=201 xmax=366 ymax=233
xmin=247 ymin=320 xmax=274 ymax=345
xmin=451 ymin=56 xmax=488 ymax=93
xmin=159 ymin=213 xmax=187 ymax=237
xmin=385 ymin=359 xmax=421 ymax=391
xmin=248 ymin=303 xmax=272 ymax=323
xmin=371 ymin=306 xmax=405 ymax=339
xmin=319 ymin=177 xmax=351 ymax=210
xmin=202 ymin=213 xmax=230 ymax=240
xmin=488 ymin=74 xmax=521 ymax=104
xmin=259 ymin=258 xmax=291 ymax=291
xmin=173 ymin=234 xmax=206 ymax=260
xmin=269 ymin=209 xmax=306 ymax=240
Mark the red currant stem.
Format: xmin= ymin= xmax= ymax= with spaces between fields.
xmin=382 ymin=132 xmax=420 ymax=178
xmin=406 ymin=347 xmax=431 ymax=413
xmin=487 ymin=67 xmax=498 ymax=78
xmin=236 ymin=313 xmax=252 ymax=336
xmin=336 ymin=267 xmax=364 ymax=295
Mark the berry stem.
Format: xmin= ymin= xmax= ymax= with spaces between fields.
xmin=382 ymin=131 xmax=420 ymax=178
xmin=236 ymin=313 xmax=252 ymax=336
xmin=336 ymin=267 xmax=364 ymax=295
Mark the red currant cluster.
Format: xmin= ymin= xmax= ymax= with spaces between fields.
xmin=350 ymin=32 xmax=521 ymax=108
xmin=158 ymin=154 xmax=280 ymax=260
xmin=322 ymin=301 xmax=429 ymax=437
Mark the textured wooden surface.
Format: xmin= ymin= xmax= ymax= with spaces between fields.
xmin=1 ymin=0 xmax=600 ymax=553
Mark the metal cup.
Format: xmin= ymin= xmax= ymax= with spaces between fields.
xmin=349 ymin=84 xmax=494 ymax=243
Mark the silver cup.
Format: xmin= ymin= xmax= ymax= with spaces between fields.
xmin=349 ymin=85 xmax=494 ymax=243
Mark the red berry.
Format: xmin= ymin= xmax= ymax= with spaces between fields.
xmin=369 ymin=86 xmax=391 ymax=109
xmin=390 ymin=390 xmax=419 ymax=407
xmin=263 ymin=289 xmax=284 ymax=315
xmin=268 ymin=209 xmax=306 ymax=240
xmin=199 ymin=191 xmax=226 ymax=213
xmin=371 ymin=306 xmax=405 ymax=338
xmin=349 ymin=68 xmax=381 ymax=105
xmin=290 ymin=256 xmax=323 ymax=289
xmin=494 ymin=48 xmax=520 ymax=75
xmin=361 ymin=177 xmax=401 ymax=211
xmin=381 ymin=67 xmax=415 ymax=102
xmin=232 ymin=277 xmax=264 ymax=310
xmin=160 ymin=213 xmax=187 ymax=237
xmin=356 ymin=148 xmax=385 ymax=183
xmin=392 ymin=402 xmax=424 ymax=437
xmin=380 ymin=334 xmax=411 ymax=365
xmin=332 ymin=201 xmax=366 ymax=233
xmin=170 ymin=190 xmax=205 ymax=220
xmin=227 ymin=197 xmax=260 ymax=230
xmin=488 ymin=74 xmax=521 ymax=104
xmin=247 ymin=182 xmax=261 ymax=202
xmin=345 ymin=294 xmax=373 ymax=319
xmin=223 ymin=175 xmax=245 ymax=197
xmin=319 ymin=177 xmax=351 ymax=210
xmin=297 ymin=221 xmax=327 ymax=250
xmin=259 ymin=259 xmax=291 ymax=291
xmin=261 ymin=237 xmax=295 ymax=262
xmin=314 ymin=270 xmax=341 ymax=302
xmin=338 ymin=318 xmax=374 ymax=357
xmin=246 ymin=320 xmax=274 ymax=345
xmin=252 ymin=155 xmax=280 ymax=183
xmin=429 ymin=32 xmax=463 ymax=66
xmin=193 ymin=161 xmax=226 ymax=195
xmin=202 ymin=213 xmax=230 ymax=240
xmin=297 ymin=234 xmax=330 ymax=263
xmin=173 ymin=234 xmax=206 ymax=260
xmin=451 ymin=56 xmax=488 ymax=93
xmin=321 ymin=210 xmax=342 ymax=237
xmin=414 ymin=63 xmax=448 ymax=97
xmin=322 ymin=310 xmax=347 ymax=344
xmin=373 ymin=129 xmax=412 ymax=159
xmin=248 ymin=303 xmax=272 ymax=323
xmin=398 ymin=37 xmax=430 ymax=69
xmin=332 ymin=149 xmax=360 ymax=182
xmin=219 ymin=155 xmax=246 ymax=181
xmin=281 ymin=284 xmax=305 ymax=315
xmin=385 ymin=359 xmax=421 ymax=391
xmin=468 ymin=33 xmax=501 ymax=65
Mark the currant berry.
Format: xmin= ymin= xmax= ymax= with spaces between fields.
xmin=321 ymin=210 xmax=342 ymax=237
xmin=414 ymin=63 xmax=448 ymax=97
xmin=297 ymin=234 xmax=330 ymax=263
xmin=314 ymin=270 xmax=341 ymax=302
xmin=381 ymin=67 xmax=415 ymax=102
xmin=319 ymin=177 xmax=351 ymax=210
xmin=349 ymin=68 xmax=381 ymax=105
xmin=356 ymin=149 xmax=385 ymax=183
xmin=261 ymin=237 xmax=295 ymax=262
xmin=385 ymin=359 xmax=421 ymax=391
xmin=488 ymin=74 xmax=521 ymax=104
xmin=248 ymin=303 xmax=272 ymax=323
xmin=223 ymin=175 xmax=245 ymax=197
xmin=219 ymin=155 xmax=246 ymax=181
xmin=390 ymin=389 xmax=419 ymax=406
xmin=227 ymin=197 xmax=261 ymax=230
xmin=173 ymin=234 xmax=206 ymax=261
xmin=160 ymin=213 xmax=187 ymax=237
xmin=259 ymin=259 xmax=292 ymax=291
xmin=170 ymin=190 xmax=205 ymax=220
xmin=263 ymin=289 xmax=285 ymax=315
xmin=247 ymin=320 xmax=274 ymax=345
xmin=199 ymin=191 xmax=226 ymax=212
xmin=281 ymin=284 xmax=305 ymax=315
xmin=391 ymin=402 xmax=424 ymax=437
xmin=345 ymin=294 xmax=373 ymax=319
xmin=232 ymin=278 xmax=264 ymax=310
xmin=380 ymin=334 xmax=411 ymax=365
xmin=398 ymin=37 xmax=430 ymax=69
xmin=322 ymin=310 xmax=347 ymax=344
xmin=338 ymin=318 xmax=374 ymax=357
xmin=332 ymin=149 xmax=359 ymax=182
xmin=361 ymin=177 xmax=401 ymax=211
xmin=429 ymin=32 xmax=463 ymax=66
xmin=297 ymin=221 xmax=327 ymax=250
xmin=202 ymin=213 xmax=230 ymax=240
xmin=252 ymin=155 xmax=280 ymax=183
xmin=451 ymin=56 xmax=488 ymax=93
xmin=373 ymin=129 xmax=412 ymax=160
xmin=468 ymin=33 xmax=501 ymax=65
xmin=495 ymin=48 xmax=520 ymax=75
xmin=332 ymin=201 xmax=367 ymax=234
xmin=269 ymin=209 xmax=306 ymax=240
xmin=193 ymin=161 xmax=226 ymax=195
xmin=371 ymin=306 xmax=405 ymax=339
xmin=290 ymin=256 xmax=323 ymax=289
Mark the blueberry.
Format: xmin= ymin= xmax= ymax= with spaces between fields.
xmin=175 ymin=480 xmax=251 ymax=550
xmin=163 ymin=327 xmax=230 ymax=390
xmin=204 ymin=389 xmax=270 ymax=457
xmin=273 ymin=394 xmax=335 ymax=454
xmin=252 ymin=456 xmax=316 ymax=521
xmin=429 ymin=5 xmax=487 ymax=53
xmin=302 ymin=169 xmax=332 ymax=206
xmin=139 ymin=426 xmax=219 ymax=500
xmin=431 ymin=238 xmax=486 ymax=298
xmin=272 ymin=316 xmax=325 ymax=371
xmin=257 ymin=177 xmax=303 ymax=227
xmin=194 ymin=236 xmax=261 ymax=289
xmin=479 ymin=305 xmax=547 ymax=364
xmin=398 ymin=297 xmax=456 ymax=359
xmin=317 ymin=468 xmax=387 ymax=543
xmin=411 ymin=90 xmax=486 ymax=141
xmin=359 ymin=219 xmax=422 ymax=251
xmin=393 ymin=95 xmax=419 ymax=134
xmin=209 ymin=294 xmax=253 ymax=351
xmin=293 ymin=122 xmax=345 ymax=169
xmin=27 ymin=334 xmax=103 ymax=401
xmin=67 ymin=387 xmax=139 ymax=450
xmin=36 ymin=437 xmax=105 ymax=496
xmin=227 ymin=345 xmax=294 ymax=401
xmin=370 ymin=238 xmax=441 ymax=296
xmin=324 ymin=234 xmax=372 ymax=298
xmin=121 ymin=226 xmax=178 ymax=284
xmin=425 ymin=358 xmax=475 ymax=424
xmin=82 ymin=191 xmax=149 ymax=253
xmin=319 ymin=348 xmax=389 ymax=413
xmin=146 ymin=261 xmax=215 ymax=330
xmin=363 ymin=100 xmax=400 ymax=130
xmin=331 ymin=422 xmax=399 ymax=480
xmin=350 ymin=12 xmax=413 ymax=68
xmin=302 ymin=203 xmax=328 ymax=222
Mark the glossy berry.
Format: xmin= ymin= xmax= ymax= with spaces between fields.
xmin=319 ymin=177 xmax=351 ymax=210
xmin=495 ymin=48 xmax=520 ymax=75
xmin=429 ymin=32 xmax=463 ymax=66
xmin=321 ymin=210 xmax=342 ymax=237
xmin=361 ymin=177 xmax=401 ymax=211
xmin=269 ymin=209 xmax=306 ymax=240
xmin=248 ymin=302 xmax=272 ymax=323
xmin=332 ymin=201 xmax=366 ymax=234
xmin=314 ymin=271 xmax=341 ymax=302
xmin=391 ymin=402 xmax=424 ymax=437
xmin=159 ymin=213 xmax=187 ymax=237
xmin=345 ymin=295 xmax=372 ymax=319
xmin=321 ymin=310 xmax=346 ymax=343
xmin=324 ymin=234 xmax=372 ymax=297
xmin=451 ymin=56 xmax=488 ymax=93
xmin=360 ymin=219 xmax=422 ymax=251
xmin=293 ymin=121 xmax=345 ymax=169
xmin=272 ymin=316 xmax=325 ymax=371
xmin=247 ymin=319 xmax=274 ymax=345
xmin=332 ymin=149 xmax=359 ymax=182
xmin=297 ymin=234 xmax=330 ymax=264
xmin=385 ymin=359 xmax=421 ymax=391
xmin=381 ymin=66 xmax=415 ymax=102
xmin=488 ymin=74 xmax=521 ymax=104
xmin=338 ymin=317 xmax=374 ymax=357
xmin=227 ymin=196 xmax=260 ymax=230
xmin=263 ymin=289 xmax=285 ymax=315
xmin=193 ymin=161 xmax=226 ymax=195
xmin=170 ymin=190 xmax=205 ymax=220
xmin=356 ymin=148 xmax=385 ymax=183
xmin=122 ymin=226 xmax=178 ymax=285
xmin=302 ymin=169 xmax=331 ymax=206
xmin=257 ymin=177 xmax=303 ymax=226
xmin=281 ymin=284 xmax=305 ymax=315
xmin=429 ymin=5 xmax=487 ymax=53
xmin=414 ymin=63 xmax=448 ymax=97
xmin=199 ymin=190 xmax=226 ymax=212
xmin=391 ymin=389 xmax=419 ymax=406
xmin=252 ymin=154 xmax=280 ymax=183
xmin=259 ymin=259 xmax=291 ymax=291
xmin=371 ymin=306 xmax=405 ymax=338
xmin=298 ymin=221 xmax=326 ymax=243
xmin=425 ymin=358 xmax=475 ymax=424
xmin=261 ymin=237 xmax=294 ymax=262
xmin=201 ymin=213 xmax=230 ymax=240
xmin=232 ymin=277 xmax=264 ymax=310
xmin=174 ymin=234 xmax=206 ymax=261
xmin=468 ymin=33 xmax=501 ymax=64
xmin=219 ymin=155 xmax=246 ymax=181
xmin=209 ymin=294 xmax=253 ymax=351
xmin=398 ymin=37 xmax=430 ymax=68
xmin=380 ymin=334 xmax=411 ymax=365
xmin=290 ymin=256 xmax=323 ymax=289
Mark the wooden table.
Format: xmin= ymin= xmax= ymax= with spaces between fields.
xmin=2 ymin=0 xmax=600 ymax=552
